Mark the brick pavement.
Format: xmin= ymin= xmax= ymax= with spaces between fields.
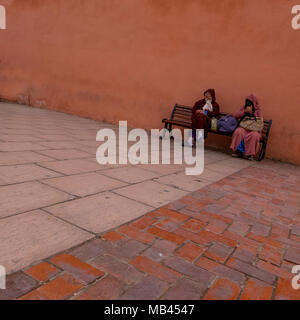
xmin=1 ymin=159 xmax=300 ymax=300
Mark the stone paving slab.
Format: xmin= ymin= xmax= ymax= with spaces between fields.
xmin=0 ymin=164 xmax=62 ymax=185
xmin=35 ymin=149 xmax=92 ymax=160
xmin=42 ymin=172 xmax=128 ymax=197
xmin=0 ymin=151 xmax=54 ymax=165
xmin=153 ymin=172 xmax=212 ymax=192
xmin=37 ymin=159 xmax=101 ymax=175
xmin=115 ymin=181 xmax=188 ymax=207
xmin=44 ymin=192 xmax=153 ymax=234
xmin=101 ymin=166 xmax=160 ymax=184
xmin=0 ymin=181 xmax=74 ymax=218
xmin=0 ymin=210 xmax=93 ymax=274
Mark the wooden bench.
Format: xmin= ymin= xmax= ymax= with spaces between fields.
xmin=161 ymin=104 xmax=272 ymax=161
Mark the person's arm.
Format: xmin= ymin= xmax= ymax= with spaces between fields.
xmin=192 ymin=100 xmax=203 ymax=117
xmin=233 ymin=109 xmax=245 ymax=119
xmin=207 ymin=102 xmax=220 ymax=118
xmin=255 ymin=109 xmax=263 ymax=117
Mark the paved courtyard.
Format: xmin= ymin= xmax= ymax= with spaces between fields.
xmin=0 ymin=102 xmax=300 ymax=300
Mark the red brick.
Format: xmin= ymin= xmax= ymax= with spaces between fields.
xmin=198 ymin=230 xmax=237 ymax=248
xmin=277 ymin=216 xmax=294 ymax=225
xmin=147 ymin=227 xmax=185 ymax=245
xmin=129 ymin=256 xmax=180 ymax=283
xmin=155 ymin=218 xmax=181 ymax=232
xmin=20 ymin=274 xmax=83 ymax=300
xmin=70 ymin=238 xmax=113 ymax=261
xmin=271 ymin=198 xmax=284 ymax=206
xmin=0 ymin=272 xmax=38 ymax=300
xmin=151 ymin=207 xmax=189 ymax=222
xmin=25 ymin=262 xmax=60 ymax=282
xmin=228 ymin=222 xmax=250 ymax=236
xmin=195 ymin=257 xmax=246 ymax=284
xmin=226 ymin=257 xmax=276 ymax=285
xmin=174 ymin=228 xmax=208 ymax=245
xmin=102 ymin=231 xmax=124 ymax=242
xmin=256 ymin=260 xmax=293 ymax=281
xmin=205 ymin=211 xmax=233 ymax=225
xmin=75 ymin=275 xmax=124 ymax=300
xmin=281 ymin=260 xmax=298 ymax=273
xmin=223 ymin=231 xmax=260 ymax=249
xmin=247 ymin=232 xmax=284 ymax=249
xmin=275 ymin=278 xmax=300 ymax=300
xmin=196 ymin=256 xmax=219 ymax=271
xmin=109 ymin=239 xmax=147 ymax=261
xmin=162 ymin=278 xmax=207 ymax=300
xmin=240 ymin=278 xmax=273 ymax=300
xmin=181 ymin=218 xmax=206 ymax=233
xmin=270 ymin=223 xmax=290 ymax=238
xmin=290 ymin=234 xmax=300 ymax=242
xmin=50 ymin=254 xmax=104 ymax=284
xmin=204 ymin=278 xmax=241 ymax=300
xmin=117 ymin=225 xmax=155 ymax=244
xmin=130 ymin=216 xmax=156 ymax=229
xmin=185 ymin=210 xmax=211 ymax=223
xmin=291 ymin=225 xmax=300 ymax=237
xmin=251 ymin=223 xmax=271 ymax=237
xmin=259 ymin=245 xmax=283 ymax=266
xmin=284 ymin=247 xmax=300 ymax=265
xmin=206 ymin=220 xmax=228 ymax=235
xmin=90 ymin=254 xmax=144 ymax=285
xmin=262 ymin=208 xmax=279 ymax=219
xmin=143 ymin=240 xmax=178 ymax=262
xmin=175 ymin=243 xmax=204 ymax=262
xmin=232 ymin=245 xmax=258 ymax=264
xmin=205 ymin=243 xmax=234 ymax=263
xmin=164 ymin=256 xmax=215 ymax=285
xmin=119 ymin=275 xmax=169 ymax=300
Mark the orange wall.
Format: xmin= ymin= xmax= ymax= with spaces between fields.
xmin=0 ymin=0 xmax=300 ymax=164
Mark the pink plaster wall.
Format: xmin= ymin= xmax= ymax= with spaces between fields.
xmin=0 ymin=0 xmax=299 ymax=163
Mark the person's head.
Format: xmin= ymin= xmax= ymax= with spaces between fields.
xmin=244 ymin=99 xmax=254 ymax=114
xmin=204 ymin=90 xmax=212 ymax=101
xmin=204 ymin=89 xmax=216 ymax=101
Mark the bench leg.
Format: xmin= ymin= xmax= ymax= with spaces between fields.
xmin=168 ymin=124 xmax=174 ymax=140
xmin=160 ymin=123 xmax=169 ymax=139
xmin=258 ymin=142 xmax=266 ymax=161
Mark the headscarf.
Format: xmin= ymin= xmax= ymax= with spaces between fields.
xmin=203 ymin=89 xmax=216 ymax=112
xmin=240 ymin=94 xmax=262 ymax=117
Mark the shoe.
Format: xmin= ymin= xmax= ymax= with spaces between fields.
xmin=244 ymin=155 xmax=255 ymax=161
xmin=232 ymin=151 xmax=243 ymax=158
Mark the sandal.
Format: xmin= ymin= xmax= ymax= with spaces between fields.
xmin=243 ymin=155 xmax=255 ymax=161
xmin=232 ymin=151 xmax=243 ymax=158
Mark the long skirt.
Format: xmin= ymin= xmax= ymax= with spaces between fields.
xmin=191 ymin=113 xmax=210 ymax=139
xmin=230 ymin=127 xmax=261 ymax=156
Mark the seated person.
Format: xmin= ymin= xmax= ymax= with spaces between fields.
xmin=186 ymin=89 xmax=220 ymax=146
xmin=230 ymin=94 xmax=263 ymax=160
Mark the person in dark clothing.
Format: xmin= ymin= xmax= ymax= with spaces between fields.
xmin=186 ymin=89 xmax=220 ymax=146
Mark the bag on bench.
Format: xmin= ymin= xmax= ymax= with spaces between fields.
xmin=217 ymin=115 xmax=238 ymax=133
xmin=239 ymin=116 xmax=264 ymax=132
